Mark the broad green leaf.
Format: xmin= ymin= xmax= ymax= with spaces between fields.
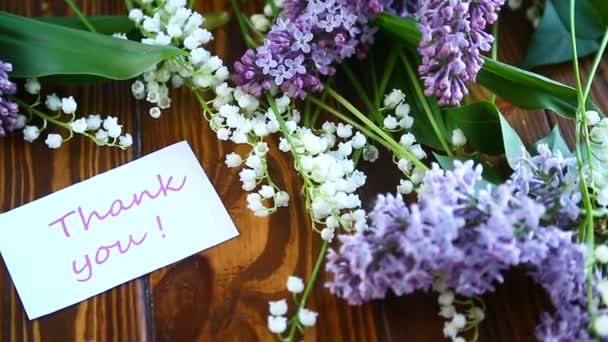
xmin=535 ymin=125 xmax=572 ymax=156
xmin=0 ymin=11 xmax=186 ymax=80
xmin=499 ymin=113 xmax=527 ymax=170
xmin=36 ymin=11 xmax=229 ymax=34
xmin=552 ymin=0 xmax=604 ymax=39
xmin=433 ymin=153 xmax=504 ymax=185
xmin=587 ymin=0 xmax=608 ymax=27
xmin=443 ymin=102 xmax=503 ymax=155
xmin=523 ymin=0 xmax=602 ymax=69
xmin=36 ymin=16 xmax=135 ymax=35
xmin=375 ymin=12 xmax=598 ymax=120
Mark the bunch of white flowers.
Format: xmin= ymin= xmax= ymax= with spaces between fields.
xmin=267 ymin=276 xmax=318 ymax=336
xmin=203 ymin=84 xmax=291 ymax=216
xmin=19 ymin=78 xmax=132 ymax=149
xmin=279 ymin=119 xmax=369 ymax=241
xmin=381 ymin=89 xmax=427 ymax=195
xmin=434 ymin=277 xmax=485 ymax=342
xmin=128 ymin=0 xmax=229 ymax=117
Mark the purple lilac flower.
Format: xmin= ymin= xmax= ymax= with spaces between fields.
xmin=326 ymin=145 xmax=595 ymax=340
xmin=235 ymin=0 xmax=418 ymax=98
xmin=417 ymin=0 xmax=505 ymax=106
xmin=0 ymin=61 xmax=18 ymax=137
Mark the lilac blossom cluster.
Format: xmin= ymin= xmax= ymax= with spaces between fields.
xmin=0 ymin=61 xmax=18 ymax=137
xmin=235 ymin=0 xmax=407 ymax=98
xmin=417 ymin=0 xmax=505 ymax=106
xmin=326 ymin=145 xmax=597 ymax=340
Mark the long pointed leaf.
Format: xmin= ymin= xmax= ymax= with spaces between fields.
xmin=0 ymin=12 xmax=186 ymax=80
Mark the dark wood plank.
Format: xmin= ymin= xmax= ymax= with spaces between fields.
xmin=141 ymin=1 xmax=381 ymax=341
xmin=0 ymin=1 xmax=148 ymax=341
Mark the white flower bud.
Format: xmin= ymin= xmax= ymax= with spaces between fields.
xmin=320 ymin=227 xmax=335 ymax=241
xmin=395 ymin=102 xmax=411 ymax=118
xmin=268 ymin=299 xmax=288 ymax=316
xmin=251 ymin=14 xmax=271 ymax=32
xmin=451 ymin=314 xmax=466 ymax=329
xmin=383 ymin=89 xmax=405 ymax=109
xmin=451 ymin=128 xmax=467 ymax=147
xmin=128 ymin=8 xmax=144 ymax=23
xmin=24 ymin=78 xmax=40 ymax=95
xmin=23 ymin=125 xmax=40 ymax=142
xmin=274 ymin=191 xmax=290 ymax=207
xmin=69 ymin=118 xmax=88 ymax=133
xmin=45 ymin=133 xmax=63 ymax=149
xmin=259 ymin=185 xmax=275 ymax=199
xmin=119 ymin=133 xmax=133 ymax=148
xmin=383 ymin=115 xmax=398 ymax=130
xmin=286 ymin=276 xmax=304 ymax=293
xmin=298 ymin=309 xmax=318 ymax=327
xmin=61 ymin=96 xmax=77 ymax=114
xmin=397 ymin=179 xmax=414 ymax=194
xmin=400 ymin=132 xmax=416 ymax=147
xmin=596 ymin=245 xmax=608 ymax=264
xmin=336 ymin=123 xmax=353 ymax=138
xmin=149 ymin=107 xmax=162 ymax=119
xmin=225 ymin=153 xmax=242 ymax=168
xmin=15 ymin=114 xmax=27 ymax=129
xmin=438 ymin=291 xmax=454 ymax=306
xmin=586 ymin=110 xmax=601 ymax=125
xmin=267 ymin=316 xmax=287 ymax=334
xmin=95 ymin=129 xmax=109 ymax=145
xmin=45 ymin=94 xmax=62 ymax=111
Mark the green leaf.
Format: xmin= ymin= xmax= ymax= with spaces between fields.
xmin=499 ymin=113 xmax=527 ymax=170
xmin=535 ymin=125 xmax=572 ymax=156
xmin=552 ymin=0 xmax=604 ymax=39
xmin=36 ymin=16 xmax=135 ymax=35
xmin=587 ymin=0 xmax=608 ymax=27
xmin=523 ymin=0 xmax=602 ymax=69
xmin=375 ymin=12 xmax=598 ymax=120
xmin=433 ymin=153 xmax=504 ymax=185
xmin=36 ymin=11 xmax=229 ymax=34
xmin=0 ymin=11 xmax=186 ymax=80
xmin=443 ymin=102 xmax=503 ymax=155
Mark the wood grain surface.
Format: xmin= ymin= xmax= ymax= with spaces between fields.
xmin=0 ymin=1 xmax=603 ymax=341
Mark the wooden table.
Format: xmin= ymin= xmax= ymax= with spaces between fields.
xmin=0 ymin=1 xmax=605 ymax=341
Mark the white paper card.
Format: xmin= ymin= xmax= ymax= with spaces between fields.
xmin=0 ymin=141 xmax=239 ymax=319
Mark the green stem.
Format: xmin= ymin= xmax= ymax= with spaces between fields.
xmin=490 ymin=22 xmax=499 ymax=104
xmin=400 ymin=53 xmax=453 ymax=156
xmin=377 ymin=50 xmax=398 ymax=109
xmin=125 ymin=0 xmax=133 ymax=10
xmin=340 ymin=64 xmax=380 ymax=124
xmin=229 ymin=0 xmax=256 ymax=48
xmin=188 ymin=0 xmax=195 ymax=9
xmin=309 ymin=96 xmax=397 ymax=154
xmin=570 ymin=0 xmax=596 ymax=320
xmin=583 ymin=28 xmax=608 ymax=103
xmin=325 ymin=88 xmax=428 ymax=171
xmin=285 ymin=241 xmax=329 ymax=342
xmin=369 ymin=52 xmax=379 ymax=108
xmin=64 ymin=0 xmax=96 ymax=33
xmin=309 ymin=85 xmax=330 ymax=127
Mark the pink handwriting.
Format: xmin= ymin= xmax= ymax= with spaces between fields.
xmin=49 ymin=174 xmax=186 ymax=238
